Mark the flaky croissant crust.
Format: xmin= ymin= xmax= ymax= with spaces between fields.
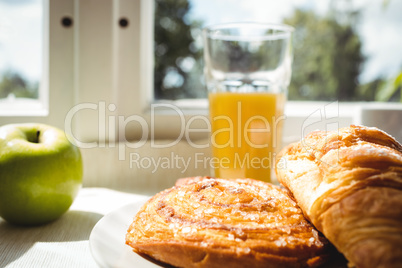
xmin=126 ymin=177 xmax=334 ymax=268
xmin=276 ymin=125 xmax=402 ymax=268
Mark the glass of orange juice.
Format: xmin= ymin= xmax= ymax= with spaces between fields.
xmin=202 ymin=23 xmax=293 ymax=182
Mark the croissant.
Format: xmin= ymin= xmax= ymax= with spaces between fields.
xmin=275 ymin=125 xmax=402 ymax=268
xmin=126 ymin=177 xmax=338 ymax=268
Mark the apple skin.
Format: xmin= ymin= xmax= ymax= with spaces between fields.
xmin=0 ymin=123 xmax=83 ymax=226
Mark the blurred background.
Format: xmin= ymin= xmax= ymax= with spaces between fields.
xmin=0 ymin=0 xmax=401 ymax=105
xmin=154 ymin=0 xmax=402 ymax=102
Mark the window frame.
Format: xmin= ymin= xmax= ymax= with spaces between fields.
xmin=0 ymin=0 xmax=74 ymax=131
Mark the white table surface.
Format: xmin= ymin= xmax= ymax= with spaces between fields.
xmin=0 ymin=188 xmax=150 ymax=268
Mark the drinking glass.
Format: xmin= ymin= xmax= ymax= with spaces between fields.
xmin=203 ymin=22 xmax=293 ymax=182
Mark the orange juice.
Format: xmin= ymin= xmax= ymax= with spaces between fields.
xmin=208 ymin=92 xmax=285 ymax=182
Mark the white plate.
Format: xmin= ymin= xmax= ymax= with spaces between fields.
xmin=90 ymin=198 xmax=348 ymax=268
xmin=89 ymin=198 xmax=166 ymax=268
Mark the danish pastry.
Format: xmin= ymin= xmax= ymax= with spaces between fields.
xmin=126 ymin=177 xmax=336 ymax=268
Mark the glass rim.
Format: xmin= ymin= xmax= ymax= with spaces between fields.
xmin=203 ymin=22 xmax=294 ymax=41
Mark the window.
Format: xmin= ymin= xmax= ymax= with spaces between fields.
xmin=1 ymin=0 xmax=401 ymax=143
xmin=0 ymin=0 xmax=155 ymax=140
xmin=0 ymin=0 xmax=47 ymax=115
xmin=154 ymin=0 xmax=402 ymax=102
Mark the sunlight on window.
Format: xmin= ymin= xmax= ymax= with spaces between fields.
xmin=0 ymin=0 xmax=42 ymax=101
xmin=154 ymin=0 xmax=402 ymax=102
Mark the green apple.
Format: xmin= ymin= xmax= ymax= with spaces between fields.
xmin=0 ymin=123 xmax=83 ymax=226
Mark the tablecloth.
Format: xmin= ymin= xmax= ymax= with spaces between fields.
xmin=0 ymin=188 xmax=149 ymax=268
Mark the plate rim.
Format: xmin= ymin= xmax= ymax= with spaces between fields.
xmin=89 ymin=197 xmax=154 ymax=268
